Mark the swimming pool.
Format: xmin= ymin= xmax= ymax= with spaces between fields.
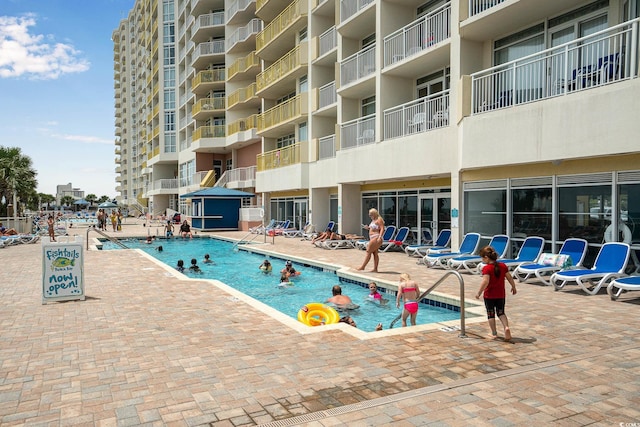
xmin=101 ymin=237 xmax=460 ymax=332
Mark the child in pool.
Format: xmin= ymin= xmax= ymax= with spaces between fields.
xmin=202 ymin=254 xmax=215 ymax=264
xmin=189 ymin=258 xmax=201 ymax=273
xmin=176 ymin=259 xmax=185 ymax=273
xmin=366 ymin=282 xmax=388 ymax=306
xmin=259 ymin=259 xmax=272 ymax=272
xmin=396 ymin=273 xmax=420 ymax=327
xmin=278 ymin=272 xmax=294 ymax=287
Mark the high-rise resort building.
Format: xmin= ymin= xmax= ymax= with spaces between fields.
xmin=114 ymin=0 xmax=640 ymax=264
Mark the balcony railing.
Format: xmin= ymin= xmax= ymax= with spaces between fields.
xmin=147 ymin=178 xmax=179 ymax=192
xmin=215 ymin=166 xmax=257 ymax=187
xmin=340 ymin=0 xmax=374 ymax=23
xmin=227 ymin=0 xmax=255 ymax=24
xmin=228 ymin=115 xmax=258 ymax=135
xmin=191 ymin=40 xmax=225 ymax=65
xmin=340 ymin=45 xmax=375 ymax=87
xmin=256 ymin=45 xmax=306 ymax=91
xmin=193 ymin=125 xmax=226 ymax=140
xmin=257 ymin=143 xmax=301 ymax=171
xmin=319 ymin=26 xmax=337 ymax=57
xmin=191 ymin=69 xmax=225 ymax=90
xmin=340 ymin=115 xmax=375 ymax=150
xmin=257 ymin=94 xmax=304 ymax=131
xmin=318 ymin=134 xmax=336 ymax=160
xmin=384 ymin=3 xmax=451 ymax=67
xmin=384 ymin=90 xmax=450 ymax=140
xmin=228 ymin=51 xmax=259 ymax=80
xmin=192 ymin=97 xmax=226 ymax=116
xmin=227 ymin=83 xmax=257 ymax=109
xmin=318 ymin=81 xmax=336 ymax=109
xmin=471 ymin=18 xmax=639 ymax=114
xmin=227 ymin=19 xmax=263 ymax=51
xmin=468 ymin=0 xmax=505 ymax=17
xmin=193 ymin=11 xmax=225 ymax=34
xmin=256 ymin=0 xmax=307 ymax=52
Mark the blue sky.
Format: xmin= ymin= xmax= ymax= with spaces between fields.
xmin=0 ymin=0 xmax=134 ymax=198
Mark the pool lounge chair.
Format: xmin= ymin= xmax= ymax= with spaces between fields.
xmin=497 ymin=236 xmax=545 ymax=271
xmin=270 ymin=220 xmax=292 ymax=235
xmin=423 ymin=232 xmax=481 ymax=269
xmin=550 ymin=242 xmax=631 ymax=295
xmin=406 ymin=229 xmax=452 ymax=258
xmin=447 ymin=234 xmax=510 ymax=274
xmin=513 ymin=238 xmax=588 ymax=285
xmin=321 ymin=235 xmax=364 ymax=250
xmin=283 ymin=222 xmax=312 ymax=238
xmin=607 ymin=275 xmax=640 ymax=301
xmin=355 ymin=225 xmax=396 ymax=250
xmin=380 ymin=226 xmax=411 ymax=252
xmin=302 ymin=221 xmax=334 ymax=241
xmin=250 ymin=219 xmax=275 ymax=234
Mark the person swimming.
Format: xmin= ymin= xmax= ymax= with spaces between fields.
xmin=259 ymin=259 xmax=272 ymax=272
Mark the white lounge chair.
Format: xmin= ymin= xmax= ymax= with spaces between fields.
xmin=423 ymin=233 xmax=481 ymax=269
xmin=550 ymin=242 xmax=631 ymax=295
xmin=607 ymin=275 xmax=640 ymax=301
xmin=447 ymin=235 xmax=510 ymax=274
xmin=513 ymin=238 xmax=588 ymax=285
xmin=405 ymin=229 xmax=451 ymax=258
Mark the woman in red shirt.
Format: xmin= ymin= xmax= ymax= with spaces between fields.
xmin=475 ymin=245 xmax=517 ymax=341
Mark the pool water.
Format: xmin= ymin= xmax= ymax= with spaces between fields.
xmin=102 ymin=237 xmax=459 ymax=332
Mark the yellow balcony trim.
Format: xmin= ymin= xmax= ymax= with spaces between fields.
xmin=257 ymin=93 xmax=306 ymax=131
xmin=228 ymin=115 xmax=258 ymax=135
xmin=191 ymin=69 xmax=226 ymax=90
xmin=193 ymin=125 xmax=226 ymax=140
xmin=256 ymin=0 xmax=306 ymax=52
xmin=200 ymin=170 xmax=216 ymax=187
xmin=256 ymin=142 xmax=301 ymax=171
xmin=256 ymin=44 xmax=306 ymax=92
xmin=227 ymin=83 xmax=257 ymax=109
xmin=227 ymin=51 xmax=259 ymax=80
xmin=191 ymin=97 xmax=226 ymax=116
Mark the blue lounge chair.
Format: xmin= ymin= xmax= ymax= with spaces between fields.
xmin=405 ymin=229 xmax=451 ymax=258
xmin=380 ymin=226 xmax=411 ymax=252
xmin=447 ymin=235 xmax=510 ymax=274
xmin=497 ymin=236 xmax=545 ymax=271
xmin=550 ymin=242 xmax=631 ymax=295
xmin=513 ymin=238 xmax=588 ymax=285
xmin=607 ymin=276 xmax=640 ymax=301
xmin=356 ymin=225 xmax=396 ymax=250
xmin=423 ymin=232 xmax=481 ymax=269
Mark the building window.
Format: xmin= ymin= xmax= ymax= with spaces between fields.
xmin=362 ymin=33 xmax=375 ymax=49
xmin=299 ymin=75 xmax=308 ymax=93
xmin=164 ymin=133 xmax=176 ymax=153
xmin=276 ymin=134 xmax=295 ymax=148
xmin=298 ymin=122 xmax=307 ymax=142
xmin=226 ymin=158 xmax=233 ymax=170
xmin=164 ymin=90 xmax=175 ymax=109
xmin=163 ymin=46 xmax=175 ymax=65
xmin=163 ymin=0 xmax=174 ymax=21
xmin=163 ymin=23 xmax=175 ymax=44
xmin=164 ymin=112 xmax=175 ymax=131
xmin=361 ymin=96 xmax=375 ymax=116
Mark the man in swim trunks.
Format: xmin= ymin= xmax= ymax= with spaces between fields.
xmin=326 ymin=285 xmax=354 ymax=307
xmin=396 ymin=273 xmax=421 ymax=327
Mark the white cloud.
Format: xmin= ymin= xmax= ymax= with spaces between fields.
xmin=0 ymin=14 xmax=90 ymax=79
xmin=50 ymin=133 xmax=113 ymax=145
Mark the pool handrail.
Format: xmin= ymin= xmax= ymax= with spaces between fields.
xmin=389 ymin=270 xmax=466 ymax=337
xmin=86 ymin=227 xmax=129 ymax=250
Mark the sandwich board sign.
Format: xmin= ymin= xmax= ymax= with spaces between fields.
xmin=42 ymin=235 xmax=85 ymax=304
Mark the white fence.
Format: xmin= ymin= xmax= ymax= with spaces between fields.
xmin=468 ymin=0 xmax=505 ymax=17
xmin=340 ymin=45 xmax=375 ymax=87
xmin=340 ymin=115 xmax=375 ymax=150
xmin=318 ymin=81 xmax=336 ymax=109
xmin=318 ymin=134 xmax=336 ymax=159
xmin=319 ymin=26 xmax=337 ymax=57
xmin=340 ymin=0 xmax=374 ymax=23
xmin=384 ymin=90 xmax=450 ymax=140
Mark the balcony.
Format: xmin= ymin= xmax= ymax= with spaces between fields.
xmin=227 ymin=51 xmax=260 ymax=82
xmin=339 ymin=45 xmax=375 ymax=96
xmin=255 ymin=0 xmax=284 ymax=22
xmin=468 ymin=0 xmax=505 ymax=17
xmin=256 ymin=0 xmax=308 ymax=61
xmin=227 ymin=83 xmax=258 ymax=110
xmin=227 ymin=19 xmax=263 ymax=54
xmin=314 ymin=26 xmax=337 ymax=66
xmin=256 ymin=43 xmax=308 ymax=98
xmin=192 ymin=12 xmax=225 ymax=43
xmin=384 ymin=90 xmax=450 ymax=140
xmin=227 ymin=0 xmax=256 ymax=25
xmin=257 ymin=93 xmax=308 ymax=137
xmin=340 ymin=114 xmax=375 ymax=150
xmin=228 ymin=115 xmax=258 ymax=136
xmin=191 ymin=69 xmax=226 ymax=94
xmin=257 ymin=143 xmax=302 ymax=171
xmin=215 ymin=165 xmax=257 ymax=189
xmin=192 ymin=97 xmax=226 ymax=119
xmin=315 ymin=81 xmax=337 ymax=117
xmin=192 ymin=125 xmax=226 ymax=152
xmin=146 ymin=178 xmax=179 ymax=195
xmin=318 ymin=134 xmax=336 ymax=160
xmin=340 ymin=0 xmax=374 ymax=24
xmin=471 ymin=19 xmax=638 ymax=115
xmin=191 ymin=40 xmax=225 ymax=69
xmin=384 ymin=3 xmax=451 ymax=68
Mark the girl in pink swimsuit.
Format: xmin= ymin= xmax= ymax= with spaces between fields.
xmin=396 ymin=273 xmax=421 ymax=327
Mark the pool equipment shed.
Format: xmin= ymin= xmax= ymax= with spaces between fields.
xmin=180 ymin=187 xmax=255 ymax=231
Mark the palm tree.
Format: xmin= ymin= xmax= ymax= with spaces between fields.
xmin=61 ymin=195 xmax=75 ymax=209
xmin=86 ymin=194 xmax=97 ymax=207
xmin=98 ymin=195 xmax=110 ymax=203
xmin=39 ymin=193 xmax=55 ymax=211
xmin=0 ymin=146 xmax=37 ymax=218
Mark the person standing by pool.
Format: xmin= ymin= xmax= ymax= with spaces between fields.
xmin=475 ymin=245 xmax=517 ymax=341
xmin=47 ymin=215 xmax=56 ymax=242
xmin=357 ymin=208 xmax=385 ymax=272
xmin=396 ymin=273 xmax=420 ymax=327
xmin=165 ymin=220 xmax=174 ymax=238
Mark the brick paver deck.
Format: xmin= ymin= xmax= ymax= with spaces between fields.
xmin=1 ymin=222 xmax=639 ymax=426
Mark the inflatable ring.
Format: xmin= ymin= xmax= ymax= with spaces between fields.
xmin=297 ymin=303 xmax=340 ymax=326
xmin=604 ymin=223 xmax=632 ymax=244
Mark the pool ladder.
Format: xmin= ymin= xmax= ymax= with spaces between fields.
xmin=232 ymin=230 xmax=272 ymax=250
xmin=389 ymin=270 xmax=467 ymax=337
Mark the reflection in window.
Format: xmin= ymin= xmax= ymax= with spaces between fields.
xmin=557 ymin=184 xmax=610 ymax=244
xmin=512 ymin=188 xmax=552 ymax=240
xmin=464 ymin=190 xmax=506 ymax=237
